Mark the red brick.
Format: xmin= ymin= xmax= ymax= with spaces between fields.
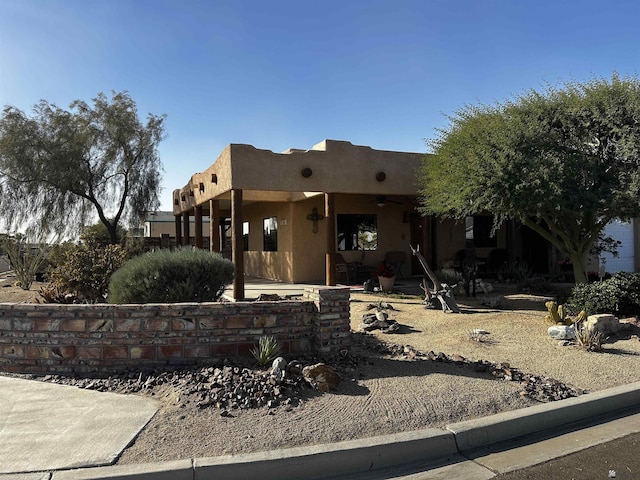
xmin=27 ymin=345 xmax=49 ymax=359
xmin=51 ymin=346 xmax=75 ymax=358
xmin=210 ymin=343 xmax=237 ymax=357
xmin=76 ymin=346 xmax=101 ymax=359
xmin=13 ymin=319 xmax=33 ymax=331
xmin=114 ymin=318 xmax=141 ymax=332
xmin=103 ymin=346 xmax=128 ymax=359
xmin=144 ymin=318 xmax=170 ymax=331
xmin=171 ymin=318 xmax=196 ymax=331
xmin=129 ymin=346 xmax=156 ymax=360
xmin=87 ymin=319 xmax=113 ymax=332
xmin=3 ymin=345 xmax=25 ymax=357
xmin=226 ymin=316 xmax=252 ymax=329
xmin=198 ymin=318 xmax=224 ymax=329
xmin=62 ymin=319 xmax=86 ymax=332
xmin=184 ymin=345 xmax=211 ymax=358
xmin=158 ymin=345 xmax=183 ymax=358
xmin=253 ymin=315 xmax=277 ymax=328
xmin=277 ymin=316 xmax=306 ymax=327
xmin=34 ymin=319 xmax=61 ymax=331
xmin=236 ymin=342 xmax=254 ymax=356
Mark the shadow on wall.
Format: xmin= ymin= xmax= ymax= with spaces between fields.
xmin=245 ymin=251 xmax=294 ymax=282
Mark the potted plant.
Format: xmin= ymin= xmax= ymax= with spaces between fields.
xmin=375 ymin=262 xmax=395 ymax=291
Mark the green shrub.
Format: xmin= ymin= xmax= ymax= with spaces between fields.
xmin=566 ymin=272 xmax=640 ymax=317
xmin=0 ymin=235 xmax=49 ymax=290
xmin=108 ymin=247 xmax=235 ymax=303
xmin=44 ymin=240 xmax=128 ymax=302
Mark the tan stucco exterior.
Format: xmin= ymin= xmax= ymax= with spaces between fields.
xmin=173 ymin=140 xmax=426 ymax=295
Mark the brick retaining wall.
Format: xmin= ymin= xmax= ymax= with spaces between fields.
xmin=0 ymin=287 xmax=350 ymax=375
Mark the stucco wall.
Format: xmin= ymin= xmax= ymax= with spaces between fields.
xmin=0 ymin=287 xmax=350 ymax=375
xmin=290 ymin=197 xmax=326 ymax=283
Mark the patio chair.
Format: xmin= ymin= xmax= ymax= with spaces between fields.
xmin=335 ymin=253 xmax=356 ymax=285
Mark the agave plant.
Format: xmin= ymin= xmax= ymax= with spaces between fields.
xmin=574 ymin=324 xmax=605 ymax=352
xmin=250 ymin=335 xmax=282 ymax=368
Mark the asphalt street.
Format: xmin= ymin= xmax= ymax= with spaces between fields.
xmin=495 ymin=433 xmax=640 ymax=480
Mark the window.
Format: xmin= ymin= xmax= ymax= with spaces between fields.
xmin=243 ymin=221 xmax=249 ymax=251
xmin=337 ymin=214 xmax=377 ymax=251
xmin=263 ymin=217 xmax=277 ymax=251
xmin=465 ymin=215 xmax=497 ymax=248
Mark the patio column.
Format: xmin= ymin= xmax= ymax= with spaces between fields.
xmin=231 ymin=189 xmax=245 ymax=300
xmin=195 ymin=205 xmax=203 ymax=249
xmin=325 ymin=193 xmax=336 ymax=286
xmin=210 ymin=199 xmax=221 ymax=253
xmin=174 ymin=213 xmax=182 ymax=248
xmin=182 ymin=210 xmax=190 ymax=246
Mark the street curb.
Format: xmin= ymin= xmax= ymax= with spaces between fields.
xmin=50 ymin=429 xmax=457 ymax=480
xmin=193 ymin=428 xmax=457 ymax=480
xmin=46 ymin=381 xmax=640 ymax=479
xmin=447 ymin=380 xmax=640 ymax=451
xmin=52 ymin=460 xmax=193 ymax=480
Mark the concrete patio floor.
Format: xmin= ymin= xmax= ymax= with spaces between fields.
xmin=223 ymin=275 xmax=424 ymax=301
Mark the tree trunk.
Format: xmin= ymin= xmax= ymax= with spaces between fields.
xmin=105 ymin=222 xmax=119 ymax=245
xmin=571 ymin=253 xmax=588 ymax=284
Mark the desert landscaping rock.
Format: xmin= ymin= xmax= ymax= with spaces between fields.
xmin=302 ymin=363 xmax=340 ymax=392
xmin=586 ymin=313 xmax=621 ymax=335
xmin=548 ymin=324 xmax=576 ymax=340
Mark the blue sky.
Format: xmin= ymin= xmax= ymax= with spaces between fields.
xmin=1 ymin=0 xmax=639 ymax=210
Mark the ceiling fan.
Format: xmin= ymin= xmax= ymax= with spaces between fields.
xmin=375 ymin=195 xmax=403 ymax=207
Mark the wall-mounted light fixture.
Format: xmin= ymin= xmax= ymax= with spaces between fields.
xmin=301 ymin=167 xmax=313 ymax=178
xmin=376 ymin=171 xmax=386 ymax=182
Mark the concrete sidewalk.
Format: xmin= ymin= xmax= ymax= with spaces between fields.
xmin=0 ymin=376 xmax=158 ymax=475
xmin=3 ymin=380 xmax=639 ymax=479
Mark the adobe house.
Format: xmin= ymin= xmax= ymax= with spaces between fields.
xmin=172 ymin=139 xmax=517 ymax=300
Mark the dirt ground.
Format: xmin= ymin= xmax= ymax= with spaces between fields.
xmin=2 ymin=275 xmax=640 ymax=465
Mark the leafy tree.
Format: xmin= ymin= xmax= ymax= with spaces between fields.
xmin=0 ymin=91 xmax=165 ymax=244
xmin=420 ymin=74 xmax=640 ymax=283
xmin=80 ymin=220 xmax=128 ymax=244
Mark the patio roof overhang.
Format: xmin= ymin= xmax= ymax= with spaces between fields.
xmin=172 ymin=139 xmax=426 ymax=216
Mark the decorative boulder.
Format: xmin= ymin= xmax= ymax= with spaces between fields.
xmin=271 ymin=357 xmax=287 ymax=383
xmin=302 ymin=363 xmax=340 ymax=392
xmin=548 ymin=325 xmax=576 ymax=340
xmin=585 ymin=314 xmax=620 ymax=336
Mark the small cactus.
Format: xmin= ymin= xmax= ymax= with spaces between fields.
xmin=545 ymin=301 xmax=562 ymax=324
xmin=545 ymin=301 xmax=585 ymax=325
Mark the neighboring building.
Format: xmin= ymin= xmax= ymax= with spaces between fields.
xmin=144 ymin=211 xmax=209 ymax=239
xmin=171 ymin=139 xmax=639 ymax=299
xmin=600 ymin=219 xmax=640 ymax=274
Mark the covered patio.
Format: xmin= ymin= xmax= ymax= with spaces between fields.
xmin=222 ymin=275 xmax=424 ymax=301
xmin=173 ymin=139 xmax=430 ymax=300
